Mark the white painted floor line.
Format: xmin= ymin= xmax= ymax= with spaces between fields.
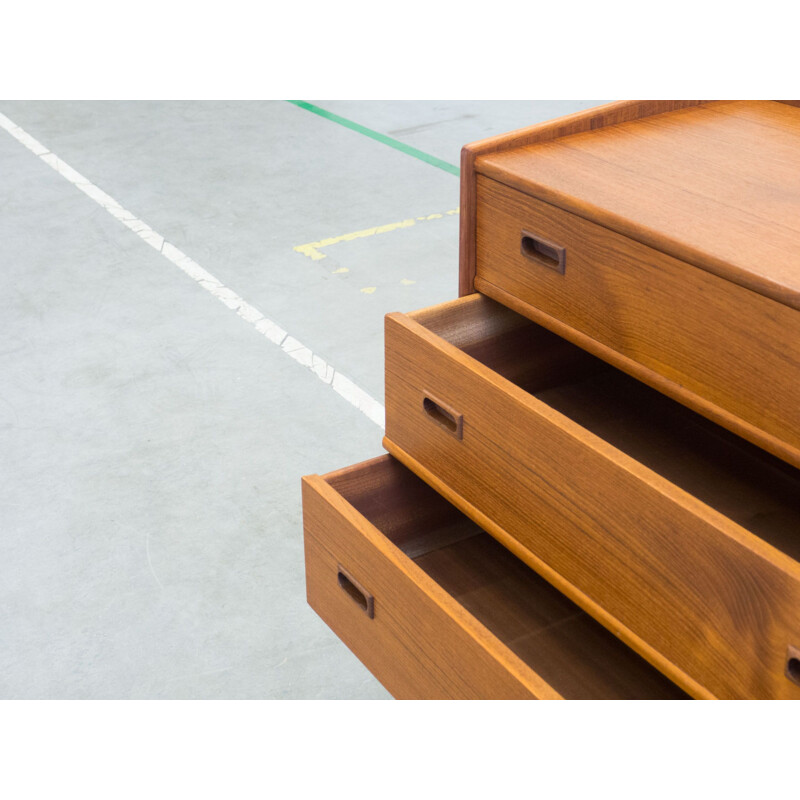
xmin=0 ymin=112 xmax=385 ymax=429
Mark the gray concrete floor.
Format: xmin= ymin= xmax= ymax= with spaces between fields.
xmin=0 ymin=100 xmax=601 ymax=698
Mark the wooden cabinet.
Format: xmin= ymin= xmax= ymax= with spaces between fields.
xmin=464 ymin=100 xmax=800 ymax=468
xmin=303 ymin=100 xmax=800 ymax=699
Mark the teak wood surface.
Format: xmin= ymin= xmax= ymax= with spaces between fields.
xmin=459 ymin=100 xmax=708 ymax=296
xmin=303 ymin=463 xmax=548 ymax=699
xmin=460 ymin=100 xmax=800 ymax=306
xmin=474 ymin=175 xmax=800 ymax=468
xmin=303 ymin=455 xmax=686 ymax=699
xmin=383 ymin=294 xmax=800 ymax=699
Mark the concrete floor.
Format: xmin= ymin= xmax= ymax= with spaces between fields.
xmin=0 ymin=100 xmax=601 ymax=698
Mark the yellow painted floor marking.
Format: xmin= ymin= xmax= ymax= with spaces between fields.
xmin=400 ymin=278 xmax=416 ymax=285
xmin=332 ymin=267 xmax=349 ymax=274
xmin=360 ymin=287 xmax=377 ymax=295
xmin=294 ymin=207 xmax=459 ymax=261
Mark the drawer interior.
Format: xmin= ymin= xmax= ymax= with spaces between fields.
xmin=411 ymin=296 xmax=800 ymax=562
xmin=327 ymin=456 xmax=687 ymax=700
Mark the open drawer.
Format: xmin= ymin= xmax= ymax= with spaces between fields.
xmin=384 ymin=293 xmax=800 ymax=699
xmin=302 ymin=455 xmax=686 ymax=699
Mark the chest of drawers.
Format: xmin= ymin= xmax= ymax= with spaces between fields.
xmin=303 ymin=100 xmax=800 ymax=699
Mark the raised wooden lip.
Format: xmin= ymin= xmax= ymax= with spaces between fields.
xmin=459 ymin=100 xmax=800 ymax=308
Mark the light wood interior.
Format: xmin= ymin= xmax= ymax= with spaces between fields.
xmin=412 ymin=295 xmax=800 ymax=562
xmin=328 ymin=456 xmax=687 ymax=700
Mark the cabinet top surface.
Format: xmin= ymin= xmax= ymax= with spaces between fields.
xmin=476 ymin=101 xmax=800 ymax=308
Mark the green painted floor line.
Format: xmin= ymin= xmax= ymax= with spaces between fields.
xmin=288 ymin=100 xmax=460 ymax=177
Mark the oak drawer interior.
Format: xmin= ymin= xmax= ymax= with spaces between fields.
xmin=326 ymin=457 xmax=687 ymax=699
xmin=410 ymin=296 xmax=800 ymax=563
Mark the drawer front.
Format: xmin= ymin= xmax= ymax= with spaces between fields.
xmin=475 ymin=174 xmax=800 ymax=469
xmin=303 ymin=467 xmax=549 ymax=699
xmin=384 ymin=300 xmax=800 ymax=699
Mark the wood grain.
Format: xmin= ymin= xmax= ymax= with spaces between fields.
xmin=475 ymin=100 xmax=800 ymax=307
xmin=303 ymin=456 xmax=686 ymax=699
xmin=475 ymin=175 xmax=800 ymax=468
xmin=414 ymin=533 xmax=687 ymax=699
xmin=459 ymin=100 xmax=709 ymax=295
xmin=304 ymin=465 xmax=554 ymax=699
xmin=383 ymin=295 xmax=800 ymax=699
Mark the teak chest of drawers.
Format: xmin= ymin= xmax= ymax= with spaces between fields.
xmin=303 ymin=100 xmax=800 ymax=700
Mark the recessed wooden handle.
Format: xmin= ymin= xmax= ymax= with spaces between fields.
xmin=786 ymin=645 xmax=800 ymax=686
xmin=521 ymin=230 xmax=566 ymax=274
xmin=423 ymin=394 xmax=463 ymax=439
xmin=337 ymin=566 xmax=374 ymax=618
